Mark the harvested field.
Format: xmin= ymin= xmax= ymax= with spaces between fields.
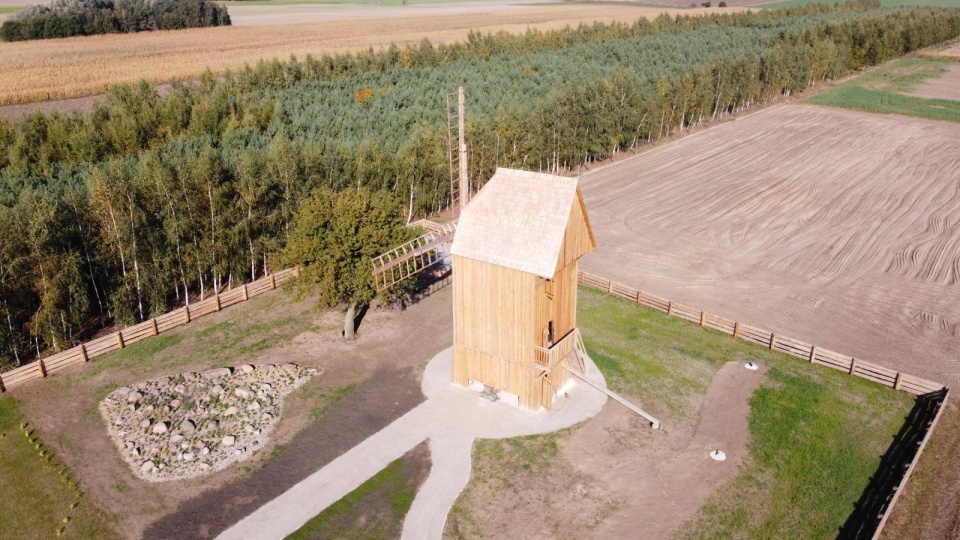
xmin=580 ymin=103 xmax=960 ymax=389
xmin=908 ymin=62 xmax=960 ymax=101
xmin=0 ymin=1 xmax=729 ymax=106
xmin=579 ymin=102 xmax=960 ymax=537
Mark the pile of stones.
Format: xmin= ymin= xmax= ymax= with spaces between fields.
xmin=100 ymin=363 xmax=316 ymax=482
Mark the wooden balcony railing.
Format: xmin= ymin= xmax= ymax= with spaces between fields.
xmin=534 ymin=328 xmax=582 ymax=371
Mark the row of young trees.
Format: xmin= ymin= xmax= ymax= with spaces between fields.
xmin=0 ymin=0 xmax=230 ymax=42
xmin=0 ymin=3 xmax=958 ymax=367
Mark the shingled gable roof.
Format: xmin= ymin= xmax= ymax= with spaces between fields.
xmin=450 ymin=168 xmax=586 ymax=279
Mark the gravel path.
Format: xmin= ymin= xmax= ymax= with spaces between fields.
xmin=218 ymin=347 xmax=608 ymax=540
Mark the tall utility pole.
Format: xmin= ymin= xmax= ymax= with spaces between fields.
xmin=447 ymin=86 xmax=470 ymax=214
xmin=457 ymin=86 xmax=469 ymax=210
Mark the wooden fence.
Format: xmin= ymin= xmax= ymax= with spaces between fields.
xmin=577 ymin=270 xmax=951 ymax=536
xmin=0 ymin=268 xmax=298 ymax=393
xmin=577 ymin=271 xmax=946 ymax=396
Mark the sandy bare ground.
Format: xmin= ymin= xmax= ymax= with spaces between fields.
xmin=579 ymin=102 xmax=960 ymax=538
xmin=565 ymin=361 xmax=767 ymax=539
xmin=0 ymin=1 xmax=731 ymax=106
xmin=13 ymin=285 xmax=453 ymax=538
xmin=580 ymin=103 xmax=960 ymax=389
xmin=908 ymin=62 xmax=960 ymax=101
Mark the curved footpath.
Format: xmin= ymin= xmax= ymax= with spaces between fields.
xmin=217 ymin=348 xmax=608 ymax=540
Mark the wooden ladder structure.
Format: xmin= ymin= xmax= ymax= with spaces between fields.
xmin=447 ymin=87 xmax=469 ymax=213
xmin=371 ymin=222 xmax=456 ymax=291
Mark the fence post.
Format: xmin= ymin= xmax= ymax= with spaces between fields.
xmin=607 ymin=280 xmax=614 ymax=294
xmin=215 ymin=295 xmax=221 ymax=312
xmin=733 ymin=322 xmax=741 ymax=338
xmin=183 ymin=307 xmax=191 ymax=325
xmin=293 ymin=266 xmax=300 ymax=278
xmin=699 ymin=311 xmax=705 ymax=326
xmin=667 ymin=302 xmax=673 ymax=316
xmin=270 ymin=274 xmax=277 ymax=290
xmin=894 ymin=372 xmax=903 ymax=391
xmin=37 ymin=359 xmax=46 ymax=378
xmin=151 ymin=318 xmax=159 ymax=336
xmin=636 ymin=291 xmax=642 ymax=305
xmin=116 ymin=331 xmax=124 ymax=349
xmin=242 ymin=284 xmax=249 ymax=301
xmin=80 ymin=344 xmax=88 ymax=363
xmin=809 ymin=345 xmax=816 ymax=363
xmin=769 ymin=333 xmax=777 ymax=350
xmin=849 ymin=357 xmax=857 ymax=375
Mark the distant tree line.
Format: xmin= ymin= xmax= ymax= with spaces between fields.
xmin=0 ymin=2 xmax=957 ymax=367
xmin=0 ymin=0 xmax=230 ymax=42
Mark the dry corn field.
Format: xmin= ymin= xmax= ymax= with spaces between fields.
xmin=580 ymin=103 xmax=960 ymax=390
xmin=0 ymin=2 xmax=731 ymax=106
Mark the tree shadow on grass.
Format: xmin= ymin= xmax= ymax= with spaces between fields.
xmin=838 ymin=388 xmax=948 ymax=539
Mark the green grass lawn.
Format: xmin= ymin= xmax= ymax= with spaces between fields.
xmin=0 ymin=396 xmax=118 ymax=538
xmin=805 ymin=57 xmax=960 ymax=123
xmin=578 ymin=286 xmax=913 ymax=537
xmin=0 ymin=7 xmax=21 ymax=14
xmin=285 ymin=444 xmax=428 ymax=539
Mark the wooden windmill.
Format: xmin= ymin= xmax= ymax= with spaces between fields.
xmin=370 ymin=90 xmax=598 ymax=412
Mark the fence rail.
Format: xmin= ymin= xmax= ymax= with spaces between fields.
xmin=577 ymin=270 xmax=950 ymax=537
xmin=578 ymin=271 xmax=946 ymax=396
xmin=0 ymin=268 xmax=297 ymax=393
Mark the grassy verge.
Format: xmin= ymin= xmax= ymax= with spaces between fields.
xmin=285 ymin=443 xmax=429 ymax=540
xmin=759 ymin=0 xmax=960 ymax=8
xmin=0 ymin=396 xmax=118 ymax=538
xmin=583 ymin=287 xmax=911 ymax=537
xmin=63 ymin=291 xmax=324 ymax=385
xmin=804 ymin=57 xmax=960 ymax=122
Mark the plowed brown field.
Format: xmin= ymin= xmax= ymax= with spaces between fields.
xmin=580 ymin=103 xmax=960 ymax=388
xmin=0 ymin=1 xmax=731 ymax=106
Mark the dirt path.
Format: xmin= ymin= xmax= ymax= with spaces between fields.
xmin=14 ymin=286 xmax=453 ymax=539
xmin=220 ymin=347 xmax=608 ymax=540
xmin=908 ymin=62 xmax=960 ymax=101
xmin=564 ymin=361 xmax=767 ymax=538
xmin=578 ymin=102 xmax=960 ymax=539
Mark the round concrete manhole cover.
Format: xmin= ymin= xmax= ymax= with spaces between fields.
xmin=744 ymin=362 xmax=759 ymax=371
xmin=710 ymin=450 xmax=727 ymax=461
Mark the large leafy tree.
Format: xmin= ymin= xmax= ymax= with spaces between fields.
xmin=280 ymin=187 xmax=416 ymax=339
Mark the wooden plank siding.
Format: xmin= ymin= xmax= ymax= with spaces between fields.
xmin=0 ymin=268 xmax=298 ymax=393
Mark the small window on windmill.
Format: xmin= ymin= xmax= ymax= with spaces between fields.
xmin=544 ymin=279 xmax=554 ymax=300
xmin=547 ymin=321 xmax=555 ymax=347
